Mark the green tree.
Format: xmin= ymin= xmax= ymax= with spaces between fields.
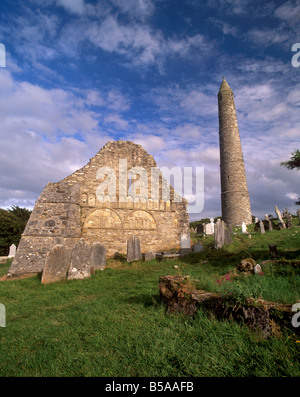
xmin=0 ymin=206 xmax=31 ymax=256
xmin=281 ymin=149 xmax=300 ymax=206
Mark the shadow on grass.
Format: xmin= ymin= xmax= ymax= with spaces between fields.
xmin=181 ymin=247 xmax=300 ymax=267
xmin=125 ymin=293 xmax=162 ymax=307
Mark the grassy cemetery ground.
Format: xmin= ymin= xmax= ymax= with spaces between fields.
xmin=0 ymin=217 xmax=299 ymax=377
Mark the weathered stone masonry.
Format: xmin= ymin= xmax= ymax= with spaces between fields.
xmin=218 ymin=77 xmax=252 ymax=226
xmin=8 ymin=141 xmax=190 ymax=277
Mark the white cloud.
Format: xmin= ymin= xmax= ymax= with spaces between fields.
xmin=104 ymin=114 xmax=130 ymax=130
xmin=0 ymin=70 xmax=106 ymax=207
xmin=56 ymin=0 xmax=85 ymax=15
xmin=286 ymin=192 xmax=299 ymax=201
xmin=247 ymin=27 xmax=290 ymax=46
xmin=111 ymin=0 xmax=155 ymax=20
xmin=274 ymin=0 xmax=300 ymax=28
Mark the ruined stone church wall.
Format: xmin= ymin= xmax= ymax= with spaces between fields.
xmin=7 ymin=182 xmax=81 ymax=276
xmin=8 ymin=141 xmax=189 ymax=277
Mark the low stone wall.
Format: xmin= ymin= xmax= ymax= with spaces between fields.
xmin=159 ymin=275 xmax=293 ymax=338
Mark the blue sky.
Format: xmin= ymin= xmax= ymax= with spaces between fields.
xmin=0 ymin=0 xmax=299 ymax=221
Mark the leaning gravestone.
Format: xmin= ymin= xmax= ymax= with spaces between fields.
xmin=90 ymin=242 xmax=106 ymax=270
xmin=68 ymin=238 xmax=92 ymax=280
xmin=275 ymin=205 xmax=286 ymax=229
xmin=8 ymin=244 xmax=16 ymax=258
xmin=41 ymin=244 xmax=72 ymax=284
xmin=127 ymin=234 xmax=142 ymax=262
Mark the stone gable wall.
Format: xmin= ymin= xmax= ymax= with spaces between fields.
xmin=8 ymin=141 xmax=189 ymax=277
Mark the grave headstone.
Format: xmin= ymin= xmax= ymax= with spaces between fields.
xmin=41 ymin=244 xmax=71 ymax=284
xmin=214 ymin=219 xmax=225 ymax=249
xmin=241 ymin=222 xmax=247 ymax=234
xmin=180 ymin=232 xmax=192 ymax=256
xmin=286 ymin=213 xmax=293 ymax=229
xmin=255 ymin=217 xmax=259 ymax=223
xmin=196 ymin=224 xmax=204 ymax=234
xmin=8 ymin=244 xmax=16 ymax=258
xmin=144 ymin=252 xmax=156 ymax=261
xmin=91 ymin=242 xmax=106 ymax=270
xmin=68 ymin=238 xmax=92 ymax=280
xmin=192 ymin=243 xmax=204 ymax=253
xmin=224 ymin=227 xmax=232 ymax=245
xmin=127 ymin=234 xmax=142 ymax=262
xmin=275 ymin=205 xmax=286 ymax=229
xmin=205 ymin=219 xmax=215 ymax=235
xmin=259 ymin=220 xmax=265 ymax=234
xmin=267 ymin=219 xmax=273 ymax=231
xmin=297 ymin=209 xmax=300 ymax=225
xmin=269 ymin=244 xmax=278 ymax=260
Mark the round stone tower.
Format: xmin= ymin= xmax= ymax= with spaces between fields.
xmin=218 ymin=77 xmax=252 ymax=226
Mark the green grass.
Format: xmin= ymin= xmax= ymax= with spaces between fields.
xmin=0 ymin=219 xmax=300 ymax=377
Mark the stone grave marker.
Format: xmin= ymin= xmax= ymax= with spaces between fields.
xmin=8 ymin=244 xmax=16 ymax=258
xmin=192 ymin=243 xmax=204 ymax=253
xmin=41 ymin=244 xmax=72 ymax=284
xmin=68 ymin=238 xmax=92 ymax=280
xmin=224 ymin=226 xmax=232 ymax=245
xmin=275 ymin=205 xmax=286 ymax=229
xmin=144 ymin=252 xmax=156 ymax=261
xmin=286 ymin=213 xmax=293 ymax=229
xmin=127 ymin=234 xmax=142 ymax=262
xmin=259 ymin=220 xmax=265 ymax=234
xmin=214 ymin=219 xmax=224 ymax=249
xmin=241 ymin=222 xmax=247 ymax=234
xmin=91 ymin=242 xmax=106 ymax=270
xmin=269 ymin=244 xmax=278 ymax=260
xmin=205 ymin=219 xmax=215 ymax=235
xmin=180 ymin=232 xmax=192 ymax=256
xmin=196 ymin=224 xmax=205 ymax=234
xmin=268 ymin=219 xmax=273 ymax=231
